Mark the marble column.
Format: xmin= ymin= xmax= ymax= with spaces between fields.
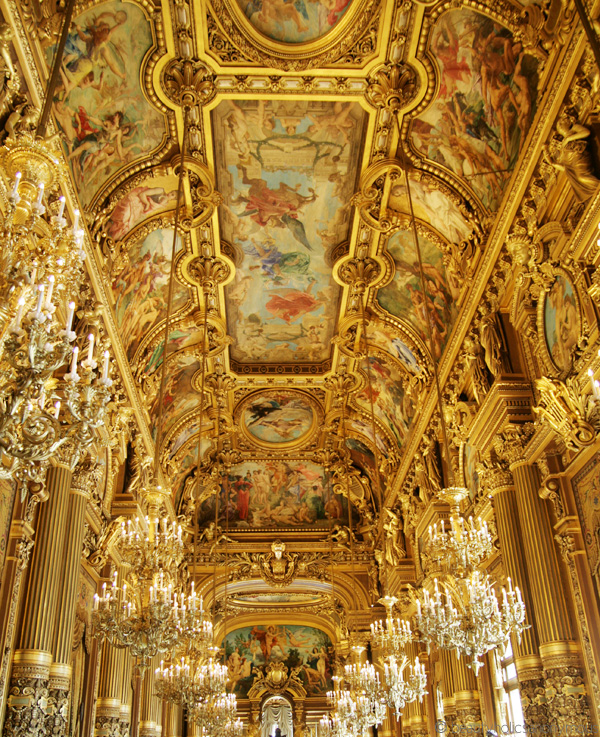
xmin=3 ymin=464 xmax=72 ymax=737
xmin=484 ymin=460 xmax=549 ymax=728
xmin=498 ymin=426 xmax=593 ymax=731
xmin=47 ymin=464 xmax=93 ymax=737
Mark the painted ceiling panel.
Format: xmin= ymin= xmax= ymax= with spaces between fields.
xmin=410 ymin=9 xmax=540 ymax=211
xmin=213 ymin=99 xmax=366 ymax=366
xmin=235 ymin=0 xmax=353 ymax=43
xmin=377 ymin=226 xmax=459 ymax=359
xmin=111 ymin=228 xmax=189 ymax=361
xmin=49 ymin=0 xmax=166 ymax=207
xmin=197 ymin=460 xmax=352 ymax=529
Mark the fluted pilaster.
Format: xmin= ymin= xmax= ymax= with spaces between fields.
xmin=48 ymin=467 xmax=91 ymax=737
xmin=95 ymin=643 xmax=125 ymax=737
xmin=496 ymin=427 xmax=593 ymax=729
xmin=452 ymin=656 xmax=481 ymax=729
xmin=4 ymin=464 xmax=72 ymax=737
xmin=439 ymin=650 xmax=456 ymax=734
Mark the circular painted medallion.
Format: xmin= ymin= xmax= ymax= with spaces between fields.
xmin=238 ymin=390 xmax=319 ymax=448
xmin=543 ymin=274 xmax=579 ymax=373
xmin=235 ymin=0 xmax=352 ymax=44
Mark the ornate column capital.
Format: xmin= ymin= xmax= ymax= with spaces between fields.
xmin=493 ymin=423 xmax=536 ymax=470
xmin=478 ymin=456 xmax=514 ymax=497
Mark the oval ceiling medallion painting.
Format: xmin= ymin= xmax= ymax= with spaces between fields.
xmin=238 ymin=390 xmax=319 ymax=448
xmin=235 ymin=0 xmax=352 ymax=43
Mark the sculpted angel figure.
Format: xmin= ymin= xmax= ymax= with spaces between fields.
xmin=383 ymin=508 xmax=406 ymax=567
xmin=479 ymin=305 xmax=511 ymax=378
xmin=543 ymin=112 xmax=600 ymax=203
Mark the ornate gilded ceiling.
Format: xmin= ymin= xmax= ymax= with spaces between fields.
xmin=2 ymin=0 xmax=579 ymax=531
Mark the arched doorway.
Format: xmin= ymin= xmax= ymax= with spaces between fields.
xmin=261 ymin=695 xmax=294 ymax=737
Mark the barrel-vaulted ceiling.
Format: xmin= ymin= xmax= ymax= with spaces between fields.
xmin=7 ymin=0 xmax=571 ymax=532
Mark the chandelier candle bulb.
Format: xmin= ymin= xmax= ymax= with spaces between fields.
xmin=35 ymin=182 xmax=44 ymax=209
xmin=10 ymin=171 xmax=21 ymax=200
xmin=57 ymin=196 xmax=66 ymax=221
xmin=65 ymin=301 xmax=75 ymax=333
xmin=12 ymin=298 xmax=25 ymax=331
xmin=72 ymin=209 xmax=80 ymax=234
xmin=44 ymin=275 xmax=55 ymax=310
xmin=53 ymin=401 xmax=60 ymax=419
xmin=33 ymin=285 xmax=45 ymax=320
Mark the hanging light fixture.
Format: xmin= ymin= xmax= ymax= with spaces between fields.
xmin=369 ymin=595 xmax=427 ymax=717
xmin=0 ymin=0 xmax=116 ymax=490
xmin=415 ymin=571 xmax=527 ymax=674
xmin=93 ymin=104 xmax=194 ymax=670
xmin=425 ymin=488 xmax=493 ymax=575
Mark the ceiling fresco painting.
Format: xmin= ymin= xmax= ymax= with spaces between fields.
xmin=107 ymin=177 xmax=179 ymax=242
xmin=223 ymin=624 xmax=333 ymax=696
xmin=235 ymin=0 xmax=353 ymax=43
xmin=239 ymin=390 xmax=317 ymax=447
xmin=135 ymin=316 xmax=213 ymax=381
xmin=197 ymin=460 xmax=351 ymax=529
xmin=214 ymin=99 xmax=366 ymax=365
xmin=376 ymin=227 xmax=459 ymax=359
xmin=148 ymin=352 xmax=201 ymax=441
xmin=355 ymin=354 xmax=416 ymax=450
xmin=367 ymin=321 xmax=425 ymax=376
xmin=49 ymin=0 xmax=165 ymax=206
xmin=410 ymin=9 xmax=540 ymax=210
xmin=387 ymin=175 xmax=473 ymax=244
xmin=111 ymin=228 xmax=188 ymax=361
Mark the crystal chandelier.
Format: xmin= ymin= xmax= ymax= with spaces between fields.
xmin=370 ymin=595 xmax=412 ymax=657
xmin=415 ymin=572 xmax=527 ymax=674
xmin=154 ymin=649 xmax=227 ymax=707
xmin=0 ymin=140 xmax=115 ymax=490
xmin=0 ymin=135 xmax=86 ymax=345
xmin=426 ymin=510 xmax=493 ymax=574
xmin=118 ymin=513 xmax=185 ymax=577
xmin=92 ymin=565 xmax=181 ymax=670
xmin=383 ymin=653 xmax=427 ymax=720
xmin=370 ymin=596 xmax=427 ymax=718
xmin=92 ymin=500 xmax=186 ymax=670
xmin=326 ymin=646 xmax=387 ymax=737
xmin=188 ymin=691 xmax=243 ymax=737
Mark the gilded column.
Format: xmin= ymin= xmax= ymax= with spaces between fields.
xmin=48 ymin=463 xmax=94 ymax=737
xmin=497 ymin=426 xmax=593 ymax=731
xmin=139 ymin=656 xmax=161 ymax=737
xmin=452 ymin=656 xmax=482 ymax=730
xmin=163 ymin=703 xmax=182 ymax=737
xmin=120 ymin=650 xmax=133 ymax=737
xmin=482 ymin=459 xmax=548 ymax=728
xmin=402 ymin=643 xmax=426 ymax=737
xmin=3 ymin=463 xmax=73 ymax=737
xmin=439 ymin=650 xmax=456 ymax=733
xmin=95 ymin=642 xmax=124 ymax=737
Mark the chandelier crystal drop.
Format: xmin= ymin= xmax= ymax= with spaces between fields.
xmin=415 ymin=571 xmax=527 ymax=674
